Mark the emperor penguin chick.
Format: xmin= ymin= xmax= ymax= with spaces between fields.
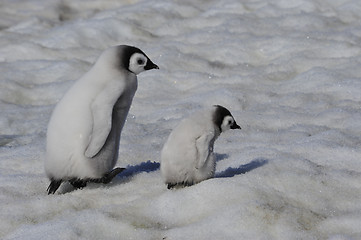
xmin=45 ymin=45 xmax=159 ymax=194
xmin=160 ymin=105 xmax=241 ymax=189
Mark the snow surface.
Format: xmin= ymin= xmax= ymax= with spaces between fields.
xmin=1 ymin=0 xmax=361 ymax=239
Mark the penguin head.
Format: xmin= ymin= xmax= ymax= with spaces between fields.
xmin=221 ymin=115 xmax=241 ymax=132
xmin=117 ymin=45 xmax=159 ymax=75
xmin=213 ymin=105 xmax=241 ymax=133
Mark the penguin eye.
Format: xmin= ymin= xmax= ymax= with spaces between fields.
xmin=137 ymin=58 xmax=144 ymax=65
xmin=228 ymin=119 xmax=232 ymax=125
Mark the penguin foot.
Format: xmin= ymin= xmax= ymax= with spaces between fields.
xmin=102 ymin=167 xmax=125 ymax=184
xmin=167 ymin=181 xmax=193 ymax=189
xmin=69 ymin=179 xmax=87 ymax=189
xmin=47 ymin=168 xmax=125 ymax=194
xmin=88 ymin=167 xmax=125 ymax=184
xmin=47 ymin=179 xmax=62 ymax=194
xmin=167 ymin=183 xmax=176 ymax=189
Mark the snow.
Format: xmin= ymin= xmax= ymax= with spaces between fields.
xmin=0 ymin=0 xmax=361 ymax=239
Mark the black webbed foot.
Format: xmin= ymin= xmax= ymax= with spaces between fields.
xmin=69 ymin=179 xmax=87 ymax=189
xmin=47 ymin=179 xmax=62 ymax=194
xmin=167 ymin=183 xmax=177 ymax=189
xmin=101 ymin=167 xmax=125 ymax=184
xmin=167 ymin=181 xmax=193 ymax=189
xmin=88 ymin=167 xmax=125 ymax=184
xmin=47 ymin=168 xmax=125 ymax=194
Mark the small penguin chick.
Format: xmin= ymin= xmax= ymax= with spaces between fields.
xmin=45 ymin=45 xmax=158 ymax=194
xmin=160 ymin=105 xmax=241 ymax=189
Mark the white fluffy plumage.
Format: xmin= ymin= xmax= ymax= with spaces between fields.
xmin=160 ymin=105 xmax=241 ymax=189
xmin=45 ymin=45 xmax=158 ymax=194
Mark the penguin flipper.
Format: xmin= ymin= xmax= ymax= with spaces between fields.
xmin=47 ymin=179 xmax=62 ymax=194
xmin=195 ymin=133 xmax=215 ymax=169
xmin=84 ymin=105 xmax=112 ymax=158
xmin=85 ymin=84 xmax=124 ymax=158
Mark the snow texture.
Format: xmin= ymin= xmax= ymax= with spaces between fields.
xmin=0 ymin=0 xmax=361 ymax=239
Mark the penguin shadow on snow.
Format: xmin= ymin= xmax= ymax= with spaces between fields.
xmin=214 ymin=154 xmax=268 ymax=178
xmin=59 ymin=158 xmax=266 ymax=193
xmin=59 ymin=161 xmax=160 ymax=194
xmin=113 ymin=160 xmax=160 ymax=184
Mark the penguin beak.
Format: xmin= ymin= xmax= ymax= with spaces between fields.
xmin=145 ymin=60 xmax=159 ymax=70
xmin=231 ymin=123 xmax=241 ymax=130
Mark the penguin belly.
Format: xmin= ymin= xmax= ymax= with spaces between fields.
xmin=45 ymin=79 xmax=96 ymax=180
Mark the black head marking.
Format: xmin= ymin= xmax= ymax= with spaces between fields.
xmin=117 ymin=45 xmax=159 ymax=72
xmin=213 ymin=105 xmax=241 ymax=132
xmin=118 ymin=45 xmax=144 ymax=70
xmin=213 ymin=105 xmax=232 ymax=132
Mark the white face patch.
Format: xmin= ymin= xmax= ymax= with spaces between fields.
xmin=128 ymin=53 xmax=148 ymax=74
xmin=221 ymin=115 xmax=234 ymax=132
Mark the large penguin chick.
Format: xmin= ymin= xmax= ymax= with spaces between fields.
xmin=45 ymin=45 xmax=158 ymax=194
